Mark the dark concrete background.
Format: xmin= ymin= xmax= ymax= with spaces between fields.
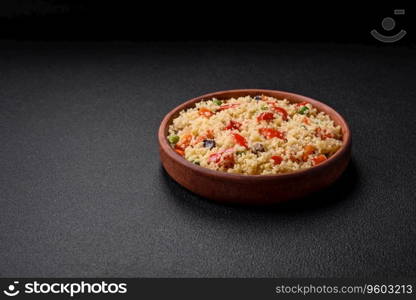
xmin=0 ymin=1 xmax=414 ymax=44
xmin=0 ymin=42 xmax=415 ymax=277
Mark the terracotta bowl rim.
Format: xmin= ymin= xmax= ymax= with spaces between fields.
xmin=158 ymin=89 xmax=351 ymax=182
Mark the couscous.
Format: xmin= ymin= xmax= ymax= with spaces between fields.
xmin=167 ymin=95 xmax=342 ymax=175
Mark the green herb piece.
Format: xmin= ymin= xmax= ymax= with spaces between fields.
xmin=168 ymin=135 xmax=180 ymax=144
xmin=298 ymin=106 xmax=309 ymax=115
xmin=213 ymin=99 xmax=223 ymax=106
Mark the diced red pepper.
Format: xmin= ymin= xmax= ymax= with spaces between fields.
xmin=312 ymin=154 xmax=327 ymax=165
xmin=302 ymin=145 xmax=316 ymax=161
xmin=259 ymin=128 xmax=285 ymax=140
xmin=193 ymin=130 xmax=215 ymax=145
xmin=206 ymin=129 xmax=215 ymax=139
xmin=198 ymin=107 xmax=214 ymax=118
xmin=225 ymin=120 xmax=242 ymax=130
xmin=193 ymin=137 xmax=203 ymax=145
xmin=218 ymin=103 xmax=240 ymax=111
xmin=208 ymin=153 xmax=222 ymax=163
xmin=257 ymin=112 xmax=275 ymax=122
xmin=290 ymin=155 xmax=301 ymax=163
xmin=223 ymin=148 xmax=235 ymax=155
xmin=208 ymin=148 xmax=235 ymax=168
xmin=315 ymin=127 xmax=334 ymax=140
xmin=221 ymin=149 xmax=235 ymax=168
xmin=176 ymin=134 xmax=192 ymax=149
xmin=233 ymin=133 xmax=248 ymax=148
xmin=271 ymin=155 xmax=283 ymax=165
xmin=271 ymin=106 xmax=288 ymax=121
xmin=174 ymin=146 xmax=185 ymax=156
xmin=302 ymin=117 xmax=310 ymax=125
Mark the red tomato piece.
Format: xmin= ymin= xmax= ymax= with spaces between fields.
xmin=223 ymin=148 xmax=235 ymax=154
xmin=174 ymin=147 xmax=185 ymax=156
xmin=193 ymin=130 xmax=215 ymax=145
xmin=296 ymin=101 xmax=308 ymax=107
xmin=198 ymin=107 xmax=213 ymax=118
xmin=177 ymin=134 xmax=192 ymax=149
xmin=233 ymin=133 xmax=248 ymax=148
xmin=290 ymin=155 xmax=301 ymax=163
xmin=208 ymin=148 xmax=235 ymax=167
xmin=271 ymin=155 xmax=283 ymax=165
xmin=302 ymin=145 xmax=316 ymax=161
xmin=225 ymin=120 xmax=242 ymax=130
xmin=206 ymin=129 xmax=215 ymax=139
xmin=259 ymin=128 xmax=284 ymax=139
xmin=302 ymin=117 xmax=310 ymax=125
xmin=218 ymin=103 xmax=240 ymax=111
xmin=208 ymin=153 xmax=222 ymax=163
xmin=221 ymin=149 xmax=235 ymax=168
xmin=312 ymin=155 xmax=327 ymax=165
xmin=271 ymin=106 xmax=288 ymax=121
xmin=315 ymin=127 xmax=334 ymax=140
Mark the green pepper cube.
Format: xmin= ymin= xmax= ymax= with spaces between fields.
xmin=261 ymin=105 xmax=268 ymax=110
xmin=168 ymin=135 xmax=180 ymax=144
xmin=213 ymin=99 xmax=223 ymax=106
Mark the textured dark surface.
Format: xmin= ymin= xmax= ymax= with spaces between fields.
xmin=0 ymin=42 xmax=415 ymax=277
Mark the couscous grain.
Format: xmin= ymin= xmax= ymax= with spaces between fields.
xmin=167 ymin=95 xmax=342 ymax=175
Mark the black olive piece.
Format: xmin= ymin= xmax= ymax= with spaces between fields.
xmin=252 ymin=143 xmax=265 ymax=154
xmin=203 ymin=139 xmax=216 ymax=149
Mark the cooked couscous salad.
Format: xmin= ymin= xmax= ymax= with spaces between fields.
xmin=167 ymin=95 xmax=343 ymax=175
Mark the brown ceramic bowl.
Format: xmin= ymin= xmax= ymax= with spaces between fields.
xmin=159 ymin=89 xmax=351 ymax=205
